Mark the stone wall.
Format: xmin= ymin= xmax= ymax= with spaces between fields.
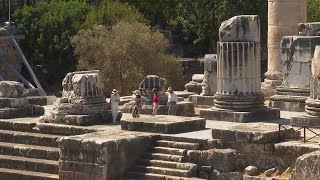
xmin=58 ymin=131 xmax=153 ymax=180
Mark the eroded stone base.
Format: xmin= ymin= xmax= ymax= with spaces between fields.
xmin=291 ymin=115 xmax=320 ymax=126
xmin=269 ymin=100 xmax=306 ymax=112
xmin=199 ymin=107 xmax=280 ymax=123
xmin=121 ymin=101 xmax=195 ymax=117
xmin=40 ymin=110 xmax=122 ymax=126
xmin=121 ymin=115 xmax=205 ymax=133
xmin=0 ymin=105 xmax=44 ymax=119
xmin=189 ymin=95 xmax=214 ymax=106
xmin=212 ymin=123 xmax=300 ymax=144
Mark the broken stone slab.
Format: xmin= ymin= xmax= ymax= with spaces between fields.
xmin=120 ymin=115 xmax=205 ymax=134
xmin=189 ymin=94 xmax=215 ymax=106
xmin=192 ymin=74 xmax=204 ymax=83
xmin=298 ymin=22 xmax=320 ymax=36
xmin=212 ymin=123 xmax=300 ymax=144
xmin=245 ymin=166 xmax=259 ymax=176
xmin=198 ymin=148 xmax=246 ymax=172
xmin=219 ymin=15 xmax=260 ymax=42
xmin=0 ymin=81 xmax=24 ymax=98
xmin=292 ymin=150 xmax=320 ymax=180
xmin=200 ymin=107 xmax=280 ymax=123
xmin=185 ymin=81 xmax=202 ymax=94
xmin=0 ymin=97 xmax=28 ymax=108
xmin=0 ymin=105 xmax=44 ymax=119
xmin=220 ymin=171 xmax=242 ymax=180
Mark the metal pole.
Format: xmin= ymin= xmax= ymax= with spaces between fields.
xmin=9 ymin=35 xmax=46 ymax=96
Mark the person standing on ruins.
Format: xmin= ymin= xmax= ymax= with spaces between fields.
xmin=132 ymin=93 xmax=142 ymax=118
xmin=110 ymin=89 xmax=120 ymax=123
xmin=152 ymin=88 xmax=159 ymax=115
xmin=167 ymin=87 xmax=178 ymax=115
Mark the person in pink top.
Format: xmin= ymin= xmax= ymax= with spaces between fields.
xmin=152 ymin=88 xmax=159 ymax=115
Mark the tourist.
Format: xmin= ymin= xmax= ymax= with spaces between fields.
xmin=152 ymin=88 xmax=159 ymax=116
xmin=167 ymin=87 xmax=178 ymax=115
xmin=110 ymin=89 xmax=120 ymax=123
xmin=132 ymin=93 xmax=142 ymax=118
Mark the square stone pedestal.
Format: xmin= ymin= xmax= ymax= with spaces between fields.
xmin=121 ymin=115 xmax=205 ymax=134
xmin=291 ymin=115 xmax=320 ymax=126
xmin=0 ymin=105 xmax=44 ymax=119
xmin=269 ymin=100 xmax=305 ymax=112
xmin=189 ymin=94 xmax=214 ymax=106
xmin=199 ymin=107 xmax=280 ymax=123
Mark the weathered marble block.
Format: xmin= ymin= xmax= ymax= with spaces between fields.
xmin=201 ymin=54 xmax=217 ymax=96
xmin=270 ymin=36 xmax=320 ymax=112
xmin=298 ymin=22 xmax=320 ymax=36
xmin=0 ymin=81 xmax=24 ymax=98
xmin=41 ymin=70 xmax=118 ymax=125
xmin=219 ymin=15 xmax=260 ymax=42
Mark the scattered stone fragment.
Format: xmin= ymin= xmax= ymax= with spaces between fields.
xmin=264 ymin=168 xmax=276 ymax=177
xmin=245 ymin=166 xmax=259 ymax=176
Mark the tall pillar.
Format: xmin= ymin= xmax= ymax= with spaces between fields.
xmin=262 ymin=0 xmax=307 ymax=98
xmin=200 ymin=15 xmax=280 ymax=123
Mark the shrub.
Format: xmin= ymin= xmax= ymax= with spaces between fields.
xmin=71 ymin=22 xmax=183 ymax=95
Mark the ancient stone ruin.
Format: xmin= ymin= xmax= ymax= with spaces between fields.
xmin=269 ymin=23 xmax=320 ymax=112
xmin=291 ymin=46 xmax=320 ymax=126
xmin=262 ymin=0 xmax=307 ymax=98
xmin=122 ymin=75 xmax=195 ymax=116
xmin=200 ymin=15 xmax=280 ymax=122
xmin=0 ymin=81 xmax=44 ymax=118
xmin=40 ymin=70 xmax=120 ymax=125
xmin=189 ymin=54 xmax=217 ymax=106
xmin=185 ymin=74 xmax=204 ymax=94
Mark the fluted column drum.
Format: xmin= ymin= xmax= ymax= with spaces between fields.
xmin=214 ymin=42 xmax=264 ymax=110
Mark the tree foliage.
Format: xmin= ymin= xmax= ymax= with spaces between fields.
xmin=308 ymin=0 xmax=320 ymax=22
xmin=71 ymin=22 xmax=183 ymax=95
xmin=13 ymin=0 xmax=146 ymax=90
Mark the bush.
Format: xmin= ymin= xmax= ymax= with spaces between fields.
xmin=71 ymin=22 xmax=183 ymax=95
xmin=308 ymin=0 xmax=320 ymax=22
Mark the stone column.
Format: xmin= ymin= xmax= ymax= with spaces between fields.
xmin=291 ymin=46 xmax=320 ymax=126
xmin=262 ymin=0 xmax=307 ymax=98
xmin=199 ymin=15 xmax=280 ymax=122
xmin=215 ymin=42 xmax=264 ymax=109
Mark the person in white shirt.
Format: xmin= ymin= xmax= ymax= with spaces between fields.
xmin=110 ymin=89 xmax=120 ymax=123
xmin=167 ymin=87 xmax=178 ymax=115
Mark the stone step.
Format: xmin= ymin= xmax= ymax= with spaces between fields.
xmin=0 ymin=129 xmax=61 ymax=147
xmin=144 ymin=153 xmax=185 ymax=162
xmin=158 ymin=135 xmax=207 ymax=147
xmin=0 ymin=142 xmax=60 ymax=160
xmin=137 ymin=159 xmax=196 ymax=170
xmin=0 ymin=154 xmax=59 ymax=174
xmin=134 ymin=166 xmax=191 ymax=177
xmin=151 ymin=147 xmax=187 ymax=156
xmin=0 ymin=120 xmax=96 ymax=136
xmin=155 ymin=140 xmax=200 ymax=150
xmin=0 ymin=167 xmax=59 ymax=180
xmin=127 ymin=172 xmax=204 ymax=180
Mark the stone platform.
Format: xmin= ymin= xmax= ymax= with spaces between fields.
xmin=0 ymin=105 xmax=44 ymax=119
xmin=189 ymin=94 xmax=214 ymax=106
xmin=120 ymin=115 xmax=206 ymax=134
xmin=199 ymin=107 xmax=280 ymax=123
xmin=269 ymin=93 xmax=308 ymax=112
xmin=291 ymin=115 xmax=320 ymax=126
xmin=121 ymin=101 xmax=195 ymax=117
xmin=211 ymin=123 xmax=300 ymax=144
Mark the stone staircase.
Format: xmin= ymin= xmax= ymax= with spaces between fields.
xmin=126 ymin=136 xmax=206 ymax=180
xmin=0 ymin=120 xmax=95 ymax=180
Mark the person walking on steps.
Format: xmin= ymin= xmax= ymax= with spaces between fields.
xmin=110 ymin=89 xmax=120 ymax=123
xmin=152 ymin=88 xmax=159 ymax=116
xmin=167 ymin=87 xmax=178 ymax=115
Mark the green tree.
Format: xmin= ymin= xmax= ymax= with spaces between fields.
xmin=13 ymin=0 xmax=146 ymax=90
xmin=71 ymin=22 xmax=183 ymax=95
xmin=13 ymin=1 xmax=92 ymax=88
xmin=308 ymin=0 xmax=320 ymax=22
xmin=176 ymin=0 xmax=268 ymax=56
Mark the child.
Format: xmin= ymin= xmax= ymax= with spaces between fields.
xmin=132 ymin=94 xmax=142 ymax=118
